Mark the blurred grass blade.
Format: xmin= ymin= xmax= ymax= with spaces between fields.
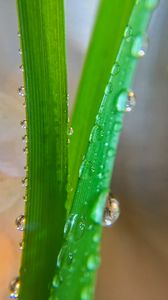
xmin=50 ymin=1 xmax=158 ymax=299
xmin=16 ymin=1 xmax=67 ymax=299
xmin=67 ymin=0 xmax=135 ymax=213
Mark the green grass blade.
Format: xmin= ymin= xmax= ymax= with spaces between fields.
xmin=67 ymin=0 xmax=135 ymax=213
xmin=16 ymin=1 xmax=67 ymax=299
xmin=50 ymin=1 xmax=159 ymax=299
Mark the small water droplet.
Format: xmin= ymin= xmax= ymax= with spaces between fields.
xmin=9 ymin=277 xmax=20 ymax=299
xmin=22 ymin=135 xmax=27 ymax=143
xmin=87 ymin=255 xmax=100 ymax=271
xmin=19 ymin=241 xmax=24 ymax=250
xmin=103 ymin=197 xmax=120 ymax=226
xmin=18 ymin=48 xmax=22 ymax=55
xmin=68 ymin=138 xmax=70 ymax=144
xmin=17 ymin=31 xmax=21 ymax=37
xmin=52 ymin=274 xmax=63 ymax=288
xmin=125 ymin=90 xmax=136 ymax=112
xmin=19 ymin=65 xmax=24 ymax=72
xmin=68 ymin=127 xmax=74 ymax=136
xmin=22 ymin=177 xmax=27 ymax=186
xmin=81 ymin=287 xmax=92 ymax=300
xmin=145 ymin=0 xmax=159 ymax=9
xmin=23 ymin=195 xmax=27 ymax=202
xmin=105 ymin=82 xmax=112 ymax=95
xmin=23 ymin=147 xmax=27 ymax=154
xmin=107 ymin=148 xmax=115 ymax=158
xmin=20 ymin=120 xmax=26 ymax=128
xmin=116 ymin=90 xmax=128 ymax=112
xmin=18 ymin=86 xmax=25 ymax=97
xmin=15 ymin=215 xmax=25 ymax=231
xmin=131 ymin=35 xmax=148 ymax=58
xmin=111 ymin=62 xmax=120 ymax=75
xmin=57 ymin=246 xmax=73 ymax=268
xmin=113 ymin=121 xmax=122 ymax=132
xmin=124 ymin=25 xmax=133 ymax=40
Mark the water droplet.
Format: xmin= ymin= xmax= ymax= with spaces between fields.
xmin=68 ymin=127 xmax=74 ymax=136
xmin=131 ymin=35 xmax=148 ymax=58
xmin=22 ymin=135 xmax=27 ymax=143
xmin=113 ymin=121 xmax=122 ymax=132
xmin=87 ymin=255 xmax=100 ymax=271
xmin=107 ymin=147 xmax=115 ymax=158
xmin=91 ymin=190 xmax=109 ymax=224
xmin=116 ymin=90 xmax=128 ymax=112
xmin=22 ymin=177 xmax=27 ymax=186
xmin=81 ymin=287 xmax=92 ymax=300
xmin=68 ymin=138 xmax=70 ymax=144
xmin=20 ymin=120 xmax=27 ymax=128
xmin=19 ymin=241 xmax=24 ymax=250
xmin=103 ymin=197 xmax=120 ymax=226
xmin=23 ymin=147 xmax=27 ymax=154
xmin=125 ymin=90 xmax=136 ymax=112
xmin=9 ymin=277 xmax=20 ymax=299
xmin=93 ymin=231 xmax=101 ymax=243
xmin=23 ymin=195 xmax=27 ymax=202
xmin=97 ymin=173 xmax=103 ymax=179
xmin=18 ymin=86 xmax=25 ymax=97
xmin=111 ymin=62 xmax=120 ymax=75
xmin=52 ymin=274 xmax=63 ymax=288
xmin=15 ymin=214 xmax=25 ymax=231
xmin=145 ymin=0 xmax=159 ymax=9
xmin=124 ymin=25 xmax=133 ymax=40
xmin=19 ymin=65 xmax=24 ymax=72
xmin=17 ymin=31 xmax=21 ymax=37
xmin=57 ymin=246 xmax=73 ymax=268
xmin=105 ymin=82 xmax=112 ymax=95
xmin=18 ymin=48 xmax=22 ymax=55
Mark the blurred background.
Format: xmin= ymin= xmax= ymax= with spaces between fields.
xmin=0 ymin=0 xmax=168 ymax=299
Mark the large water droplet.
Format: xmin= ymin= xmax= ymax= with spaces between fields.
xmin=116 ymin=90 xmax=128 ymax=112
xmin=103 ymin=197 xmax=120 ymax=226
xmin=9 ymin=277 xmax=20 ymax=299
xmin=15 ymin=215 xmax=25 ymax=231
xmin=111 ymin=62 xmax=120 ymax=76
xmin=18 ymin=86 xmax=25 ymax=97
xmin=125 ymin=90 xmax=136 ymax=112
xmin=145 ymin=0 xmax=159 ymax=9
xmin=131 ymin=35 xmax=148 ymax=58
xmin=57 ymin=246 xmax=74 ymax=268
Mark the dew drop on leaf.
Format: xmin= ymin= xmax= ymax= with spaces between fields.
xmin=124 ymin=25 xmax=133 ymax=40
xmin=19 ymin=65 xmax=24 ymax=72
xmin=20 ymin=120 xmax=27 ymax=129
xmin=131 ymin=35 xmax=148 ymax=58
xmin=111 ymin=62 xmax=120 ymax=75
xmin=9 ymin=277 xmax=20 ymax=299
xmin=19 ymin=241 xmax=24 ymax=250
xmin=15 ymin=215 xmax=25 ymax=231
xmin=116 ymin=90 xmax=128 ymax=112
xmin=103 ymin=197 xmax=120 ymax=226
xmin=87 ymin=255 xmax=100 ymax=271
xmin=18 ymin=86 xmax=25 ymax=97
xmin=125 ymin=90 xmax=136 ymax=112
xmin=52 ymin=274 xmax=63 ymax=289
xmin=68 ymin=127 xmax=74 ymax=136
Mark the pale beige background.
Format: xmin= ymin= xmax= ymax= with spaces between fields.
xmin=0 ymin=0 xmax=168 ymax=299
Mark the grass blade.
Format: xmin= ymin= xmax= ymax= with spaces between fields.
xmin=67 ymin=0 xmax=135 ymax=213
xmin=16 ymin=1 xmax=67 ymax=299
xmin=50 ymin=1 xmax=158 ymax=299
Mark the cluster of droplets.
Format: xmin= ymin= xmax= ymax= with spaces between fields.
xmin=9 ymin=30 xmax=27 ymax=299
